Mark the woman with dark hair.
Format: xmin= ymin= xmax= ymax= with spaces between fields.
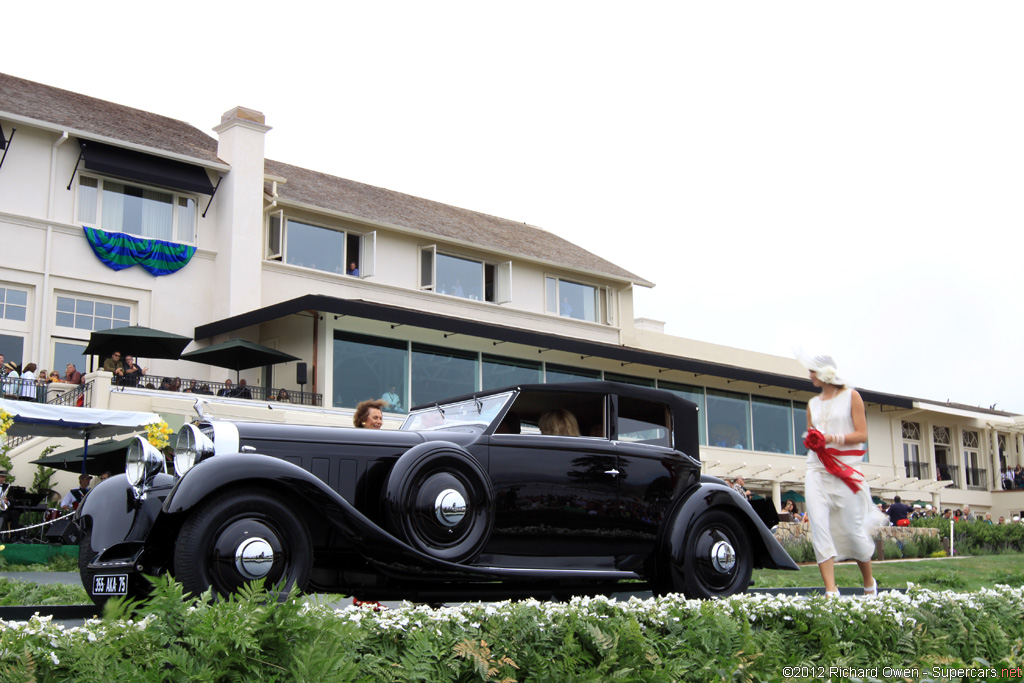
xmin=798 ymin=353 xmax=883 ymax=598
xmin=353 ymin=399 xmax=385 ymax=429
xmin=19 ymin=363 xmax=37 ymax=401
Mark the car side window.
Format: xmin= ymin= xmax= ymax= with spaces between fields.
xmin=616 ymin=397 xmax=672 ymax=447
xmin=499 ymin=391 xmax=607 ymax=439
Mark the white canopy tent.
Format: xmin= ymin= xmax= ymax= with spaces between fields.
xmin=0 ymin=398 xmax=161 ymax=475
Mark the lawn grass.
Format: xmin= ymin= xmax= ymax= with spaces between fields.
xmin=752 ymin=553 xmax=1024 ymax=592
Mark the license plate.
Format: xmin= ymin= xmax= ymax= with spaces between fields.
xmin=93 ymin=574 xmax=128 ymax=595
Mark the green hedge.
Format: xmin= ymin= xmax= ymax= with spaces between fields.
xmin=912 ymin=518 xmax=1024 ymax=555
xmin=1 ymin=576 xmax=1022 ymax=682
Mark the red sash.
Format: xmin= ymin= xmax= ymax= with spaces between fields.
xmin=804 ymin=428 xmax=866 ymax=493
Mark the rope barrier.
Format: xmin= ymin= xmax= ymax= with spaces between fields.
xmin=0 ymin=510 xmax=76 ymax=537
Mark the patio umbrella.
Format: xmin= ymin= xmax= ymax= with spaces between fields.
xmin=84 ymin=325 xmax=192 ymax=361
xmin=781 ymin=490 xmax=805 ymax=503
xmin=180 ymin=338 xmax=300 ymax=381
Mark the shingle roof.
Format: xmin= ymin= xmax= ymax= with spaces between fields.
xmin=265 ymin=159 xmax=652 ymax=285
xmin=0 ymin=71 xmax=651 ymax=285
xmin=0 ymin=72 xmax=221 ymax=164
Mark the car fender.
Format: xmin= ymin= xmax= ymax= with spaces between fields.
xmin=77 ymin=473 xmax=175 ymax=559
xmin=657 ymin=479 xmax=798 ymax=572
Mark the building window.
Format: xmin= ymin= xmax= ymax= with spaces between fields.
xmin=792 ymin=401 xmax=807 ymax=453
xmin=751 ymin=395 xmax=794 ymax=454
xmin=963 ymin=429 xmax=986 ymax=490
xmin=332 ymin=331 xmax=407 ymax=412
xmin=544 ymin=363 xmax=601 ymax=384
xmin=481 ymin=354 xmax=541 ymax=391
xmin=659 ymin=381 xmax=706 ymax=446
xmin=0 ymin=334 xmax=24 ymax=365
xmin=545 ymin=276 xmax=610 ymax=323
xmin=53 ymin=340 xmax=88 ymax=376
xmin=604 ymin=373 xmax=655 ymax=388
xmin=55 ymin=296 xmax=131 ymax=331
xmin=902 ymin=420 xmax=928 ymax=479
xmin=707 ymin=389 xmax=751 ymax=450
xmin=419 ymin=247 xmax=510 ymax=303
xmin=410 ymin=343 xmax=477 ymax=407
xmin=0 ymin=287 xmax=27 ymax=322
xmin=76 ymin=175 xmax=197 ymax=244
xmin=933 ymin=426 xmax=958 ymax=487
xmin=267 ymin=212 xmax=373 ymax=278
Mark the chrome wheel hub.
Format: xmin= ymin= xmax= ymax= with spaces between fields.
xmin=235 ymin=537 xmax=274 ymax=579
xmin=710 ymin=539 xmax=736 ymax=573
xmin=434 ymin=488 xmax=467 ymax=526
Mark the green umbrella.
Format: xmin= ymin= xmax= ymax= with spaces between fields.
xmin=84 ymin=325 xmax=192 ymax=360
xmin=913 ymin=500 xmax=929 ymax=508
xmin=872 ymin=496 xmax=884 ymax=505
xmin=781 ymin=490 xmax=805 ymax=503
xmin=180 ymin=338 xmax=300 ymax=381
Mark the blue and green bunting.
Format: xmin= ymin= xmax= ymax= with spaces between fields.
xmin=83 ymin=227 xmax=196 ymax=276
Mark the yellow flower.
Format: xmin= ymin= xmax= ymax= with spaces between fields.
xmin=145 ymin=420 xmax=171 ymax=450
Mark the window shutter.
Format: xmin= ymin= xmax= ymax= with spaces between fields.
xmin=419 ymin=245 xmax=436 ymax=290
xmin=495 ymin=261 xmax=512 ymax=304
xmin=360 ymin=231 xmax=376 ymax=278
xmin=266 ymin=210 xmax=283 ymax=260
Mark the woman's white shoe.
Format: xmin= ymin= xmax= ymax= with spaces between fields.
xmin=863 ymin=579 xmax=878 ymax=598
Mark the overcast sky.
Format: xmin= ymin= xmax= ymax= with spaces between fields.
xmin=4 ymin=2 xmax=1022 ymax=412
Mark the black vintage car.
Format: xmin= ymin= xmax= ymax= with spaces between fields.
xmin=76 ymin=381 xmax=797 ymax=604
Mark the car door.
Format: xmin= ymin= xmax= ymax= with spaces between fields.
xmin=612 ymin=394 xmax=691 ymax=556
xmin=484 ymin=399 xmax=622 ymax=559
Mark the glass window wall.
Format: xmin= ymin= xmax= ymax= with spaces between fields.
xmin=411 ymin=343 xmax=477 ymax=407
xmin=751 ymin=395 xmax=793 ymax=454
xmin=332 ymin=331 xmax=408 ymax=411
xmin=706 ymin=388 xmax=751 ymax=450
xmin=482 ymin=354 xmax=541 ymax=391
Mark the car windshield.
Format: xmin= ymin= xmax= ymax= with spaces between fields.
xmin=401 ymin=391 xmax=514 ymax=431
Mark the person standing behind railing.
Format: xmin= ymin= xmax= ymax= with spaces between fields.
xmin=19 ymin=363 xmax=37 ymax=402
xmin=64 ymin=363 xmax=83 ymax=385
xmin=2 ymin=361 xmax=19 ymax=400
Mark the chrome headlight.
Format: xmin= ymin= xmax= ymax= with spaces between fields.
xmin=174 ymin=423 xmax=215 ymax=477
xmin=125 ymin=436 xmax=165 ymax=496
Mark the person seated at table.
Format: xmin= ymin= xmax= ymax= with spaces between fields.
xmin=60 ymin=473 xmax=93 ymax=510
xmin=538 ymin=409 xmax=580 ymax=436
xmin=218 ymin=379 xmax=234 ymax=396
xmin=159 ymin=377 xmax=174 ymax=391
xmin=237 ymin=379 xmax=252 ymax=399
xmin=276 ymin=388 xmax=291 ymax=403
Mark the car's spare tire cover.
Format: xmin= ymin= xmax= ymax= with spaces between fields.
xmin=384 ymin=447 xmax=494 ymax=563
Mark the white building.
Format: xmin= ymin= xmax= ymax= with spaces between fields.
xmin=2 ymin=72 xmax=1022 ymax=519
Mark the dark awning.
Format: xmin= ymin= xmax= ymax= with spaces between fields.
xmin=79 ymin=139 xmax=216 ymax=195
xmin=194 ymin=294 xmax=915 ymax=409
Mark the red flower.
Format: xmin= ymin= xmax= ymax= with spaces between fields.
xmin=804 ymin=428 xmax=827 ymax=451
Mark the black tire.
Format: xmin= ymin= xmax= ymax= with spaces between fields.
xmin=384 ymin=449 xmax=494 ymax=563
xmin=678 ymin=509 xmax=753 ymax=599
xmin=173 ymin=487 xmax=312 ymax=599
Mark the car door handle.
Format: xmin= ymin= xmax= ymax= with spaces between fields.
xmin=604 ymin=469 xmax=620 ymax=476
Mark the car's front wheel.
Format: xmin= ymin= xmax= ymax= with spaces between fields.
xmin=174 ymin=487 xmax=312 ymax=599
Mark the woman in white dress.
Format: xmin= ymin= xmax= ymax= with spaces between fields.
xmin=801 ymin=354 xmax=879 ymax=597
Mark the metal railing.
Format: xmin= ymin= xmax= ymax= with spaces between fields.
xmin=904 ymin=461 xmax=931 ymax=480
xmin=965 ymin=467 xmax=988 ymax=491
xmin=120 ymin=374 xmax=323 ymax=406
xmin=936 ymin=464 xmax=960 ymax=489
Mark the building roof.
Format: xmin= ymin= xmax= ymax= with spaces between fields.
xmin=264 ymin=159 xmax=652 ymax=285
xmin=0 ymin=71 xmax=650 ymax=286
xmin=0 ymin=72 xmax=221 ymax=165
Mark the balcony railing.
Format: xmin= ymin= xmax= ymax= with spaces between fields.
xmin=936 ymin=464 xmax=960 ymax=489
xmin=904 ymin=461 xmax=931 ymax=480
xmin=965 ymin=467 xmax=988 ymax=491
xmin=119 ymin=374 xmax=323 ymax=407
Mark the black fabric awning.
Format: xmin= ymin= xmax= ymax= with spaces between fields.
xmin=194 ymin=294 xmax=915 ymax=409
xmin=78 ymin=140 xmax=216 ymax=195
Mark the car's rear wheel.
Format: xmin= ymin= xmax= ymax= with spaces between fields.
xmin=385 ymin=448 xmax=494 ymax=563
xmin=174 ymin=487 xmax=312 ymax=599
xmin=679 ymin=509 xmax=752 ymax=599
